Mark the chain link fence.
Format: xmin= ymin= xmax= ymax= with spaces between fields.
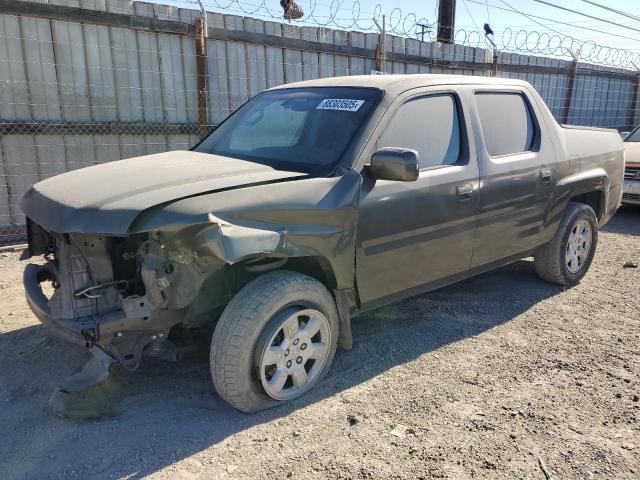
xmin=1 ymin=0 xmax=638 ymax=244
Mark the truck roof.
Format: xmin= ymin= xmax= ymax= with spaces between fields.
xmin=269 ymin=74 xmax=531 ymax=95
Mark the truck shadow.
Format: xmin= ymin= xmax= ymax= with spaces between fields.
xmin=0 ymin=259 xmax=562 ymax=479
xmin=603 ymin=205 xmax=640 ymax=235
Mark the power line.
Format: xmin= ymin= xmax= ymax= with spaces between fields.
xmin=461 ymin=0 xmax=493 ymax=48
xmin=533 ymin=0 xmax=640 ymax=35
xmin=458 ymin=18 xmax=640 ymax=30
xmin=467 ymin=0 xmax=632 ymax=26
xmin=579 ymin=0 xmax=640 ymax=23
xmin=498 ymin=0 xmax=640 ymax=59
xmin=500 ymin=0 xmax=574 ymax=39
xmin=461 ymin=0 xmax=481 ymax=32
xmin=467 ymin=0 xmax=640 ymax=44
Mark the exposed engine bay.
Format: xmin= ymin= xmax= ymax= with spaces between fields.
xmin=23 ymin=220 xmax=210 ymax=371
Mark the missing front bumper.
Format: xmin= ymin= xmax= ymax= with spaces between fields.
xmin=24 ymin=263 xmax=181 ymax=371
xmin=23 ymin=263 xmax=92 ymax=345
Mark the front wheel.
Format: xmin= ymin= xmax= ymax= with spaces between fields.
xmin=210 ymin=271 xmax=339 ymax=413
xmin=534 ymin=202 xmax=598 ymax=286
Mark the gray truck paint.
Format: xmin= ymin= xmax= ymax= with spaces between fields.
xmin=21 ymin=74 xmax=624 ymax=369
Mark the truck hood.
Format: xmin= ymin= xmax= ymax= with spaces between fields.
xmin=21 ymin=151 xmax=306 ymax=235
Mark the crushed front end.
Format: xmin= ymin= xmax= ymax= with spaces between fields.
xmin=22 ymin=219 xmax=207 ymax=370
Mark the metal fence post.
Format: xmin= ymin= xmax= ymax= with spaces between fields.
xmin=490 ymin=50 xmax=498 ymax=77
xmin=195 ymin=17 xmax=209 ymax=138
xmin=562 ymin=55 xmax=580 ymax=124
xmin=373 ymin=14 xmax=386 ymax=73
xmin=484 ymin=35 xmax=498 ymax=77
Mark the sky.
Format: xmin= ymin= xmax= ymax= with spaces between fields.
xmin=152 ymin=0 xmax=640 ymax=61
xmin=451 ymin=0 xmax=640 ymax=51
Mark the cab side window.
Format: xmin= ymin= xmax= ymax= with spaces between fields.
xmin=475 ymin=92 xmax=536 ymax=156
xmin=379 ymin=94 xmax=463 ymax=170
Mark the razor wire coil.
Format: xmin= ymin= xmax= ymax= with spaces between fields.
xmin=184 ymin=0 xmax=640 ymax=68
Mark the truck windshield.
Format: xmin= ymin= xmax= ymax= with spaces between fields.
xmin=194 ymin=87 xmax=381 ymax=175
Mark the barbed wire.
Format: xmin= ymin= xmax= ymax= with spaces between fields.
xmin=188 ymin=0 xmax=431 ymax=37
xmin=180 ymin=0 xmax=640 ymax=69
xmin=446 ymin=27 xmax=640 ymax=68
xmin=496 ymin=28 xmax=640 ymax=68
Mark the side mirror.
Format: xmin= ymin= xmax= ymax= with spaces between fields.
xmin=369 ymin=147 xmax=419 ymax=182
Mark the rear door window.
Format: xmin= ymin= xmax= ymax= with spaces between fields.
xmin=378 ymin=93 xmax=463 ymax=170
xmin=475 ymin=92 xmax=536 ymax=156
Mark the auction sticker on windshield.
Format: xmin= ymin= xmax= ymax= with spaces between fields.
xmin=316 ymin=99 xmax=365 ymax=112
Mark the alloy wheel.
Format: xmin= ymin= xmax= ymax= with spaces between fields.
xmin=258 ymin=308 xmax=332 ymax=401
xmin=565 ymin=219 xmax=593 ymax=274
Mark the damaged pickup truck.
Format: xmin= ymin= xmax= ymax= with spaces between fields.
xmin=21 ymin=75 xmax=624 ymax=413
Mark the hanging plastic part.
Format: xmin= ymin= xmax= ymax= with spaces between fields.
xmin=48 ymin=346 xmax=122 ymax=420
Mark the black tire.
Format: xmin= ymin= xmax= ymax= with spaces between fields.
xmin=534 ymin=202 xmax=598 ymax=286
xmin=210 ymin=271 xmax=339 ymax=413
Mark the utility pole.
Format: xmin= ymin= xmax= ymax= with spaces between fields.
xmin=416 ymin=23 xmax=432 ymax=42
xmin=436 ymin=0 xmax=456 ymax=44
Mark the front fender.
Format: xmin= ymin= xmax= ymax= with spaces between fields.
xmin=130 ymin=170 xmax=363 ymax=290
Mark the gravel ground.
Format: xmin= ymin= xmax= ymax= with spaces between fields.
xmin=0 ymin=207 xmax=639 ymax=480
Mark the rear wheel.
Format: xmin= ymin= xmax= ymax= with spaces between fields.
xmin=210 ymin=271 xmax=339 ymax=413
xmin=534 ymin=202 xmax=598 ymax=286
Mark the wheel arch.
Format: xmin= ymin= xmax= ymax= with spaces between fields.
xmin=553 ymin=167 xmax=609 ymax=222
xmin=569 ymin=190 xmax=604 ymax=221
xmin=226 ymin=254 xmax=339 ymax=295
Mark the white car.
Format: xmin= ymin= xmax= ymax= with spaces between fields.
xmin=622 ymin=128 xmax=640 ymax=205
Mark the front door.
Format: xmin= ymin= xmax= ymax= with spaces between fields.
xmin=355 ymin=89 xmax=480 ymax=308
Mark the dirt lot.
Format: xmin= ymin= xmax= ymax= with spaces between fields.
xmin=0 ymin=208 xmax=639 ymax=480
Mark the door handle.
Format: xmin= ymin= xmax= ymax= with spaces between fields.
xmin=456 ymin=183 xmax=473 ymax=201
xmin=540 ymin=168 xmax=552 ymax=183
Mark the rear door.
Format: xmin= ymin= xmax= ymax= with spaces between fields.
xmin=464 ymin=87 xmax=557 ymax=267
xmin=355 ymin=87 xmax=480 ymax=308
